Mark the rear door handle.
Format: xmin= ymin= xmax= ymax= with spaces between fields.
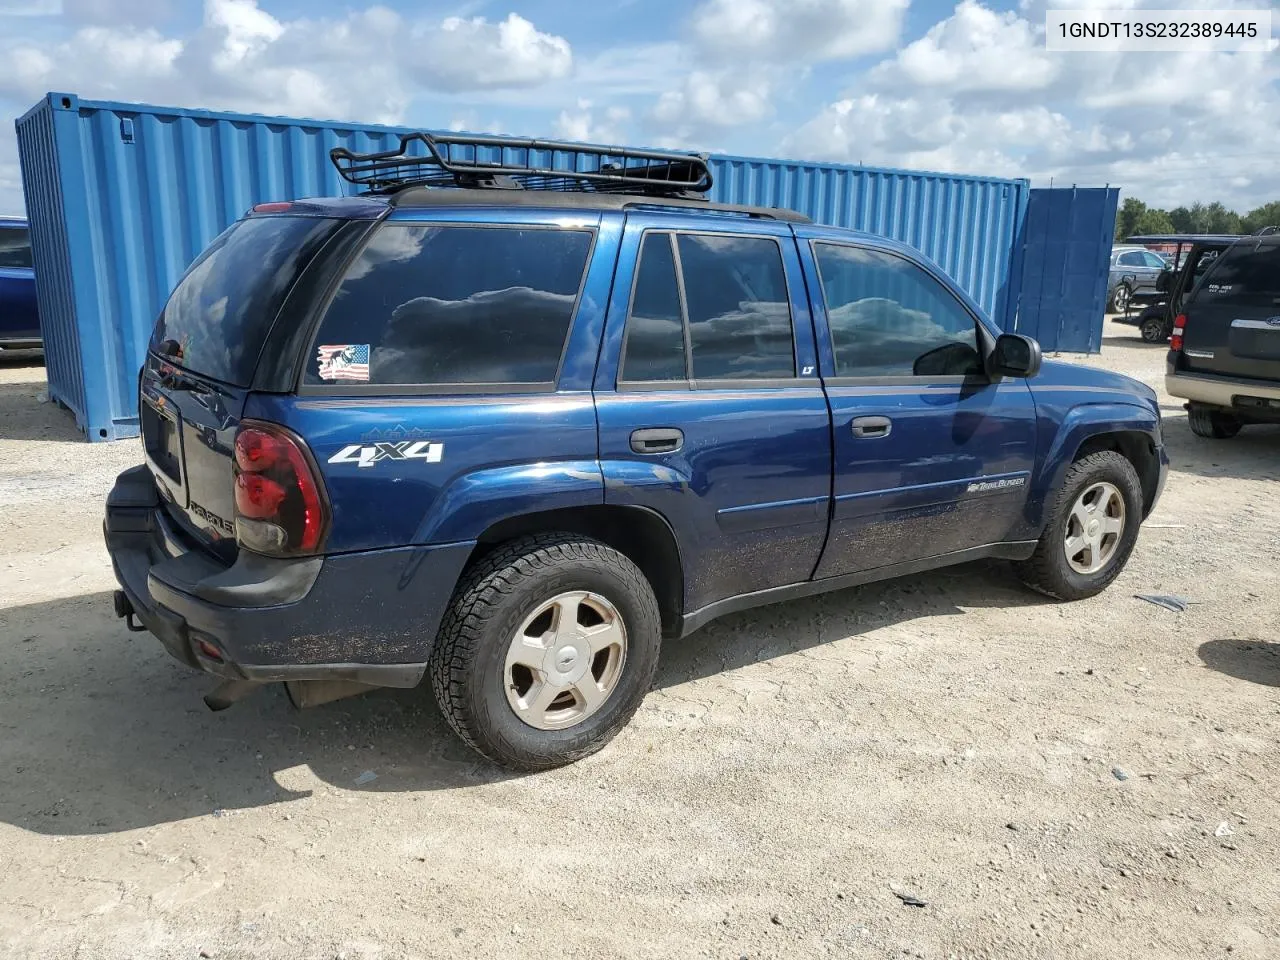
xmin=630 ymin=428 xmax=684 ymax=454
xmin=850 ymin=416 xmax=892 ymax=439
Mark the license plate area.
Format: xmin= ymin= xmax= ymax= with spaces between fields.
xmin=1228 ymin=318 xmax=1280 ymax=361
xmin=142 ymin=399 xmax=182 ymax=483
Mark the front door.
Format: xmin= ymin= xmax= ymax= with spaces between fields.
xmin=800 ymin=238 xmax=1038 ymax=579
xmin=594 ymin=214 xmax=832 ymax=614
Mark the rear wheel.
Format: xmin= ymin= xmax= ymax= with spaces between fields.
xmin=1188 ymin=404 xmax=1242 ymax=439
xmin=1139 ymin=316 xmax=1168 ymax=343
xmin=1015 ymin=451 xmax=1143 ymax=601
xmin=429 ymin=533 xmax=662 ymax=770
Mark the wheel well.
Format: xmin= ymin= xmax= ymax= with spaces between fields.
xmin=1074 ymin=431 xmax=1160 ymax=515
xmin=471 ymin=506 xmax=684 ymax=638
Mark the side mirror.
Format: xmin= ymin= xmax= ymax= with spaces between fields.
xmin=1156 ymin=269 xmax=1174 ymax=293
xmin=990 ymin=334 xmax=1042 ymax=379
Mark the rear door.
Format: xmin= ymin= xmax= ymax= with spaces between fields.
xmin=141 ymin=214 xmax=343 ymax=559
xmin=800 ymin=236 xmax=1037 ymax=578
xmin=0 ymin=224 xmax=39 ymax=342
xmin=593 ymin=213 xmax=832 ymax=614
xmin=1179 ymin=239 xmax=1280 ymax=382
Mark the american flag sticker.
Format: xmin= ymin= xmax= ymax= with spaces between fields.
xmin=317 ymin=344 xmax=370 ymax=382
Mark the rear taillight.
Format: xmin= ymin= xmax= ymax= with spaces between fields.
xmin=233 ymin=421 xmax=328 ymax=556
xmin=1170 ymin=313 xmax=1187 ymax=352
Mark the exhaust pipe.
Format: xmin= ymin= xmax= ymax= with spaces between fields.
xmin=203 ymin=679 xmax=263 ymax=711
xmin=285 ymin=679 xmax=378 ymax=709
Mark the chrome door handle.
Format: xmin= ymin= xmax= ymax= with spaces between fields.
xmin=850 ymin=416 xmax=892 ymax=438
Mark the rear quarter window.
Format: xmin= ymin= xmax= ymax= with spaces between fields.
xmin=152 ymin=215 xmax=340 ymax=386
xmin=305 ymin=224 xmax=594 ymax=388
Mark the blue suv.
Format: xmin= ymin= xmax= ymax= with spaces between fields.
xmin=105 ymin=135 xmax=1168 ymax=769
xmin=0 ymin=216 xmax=41 ymax=349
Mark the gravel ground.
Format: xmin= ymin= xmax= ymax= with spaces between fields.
xmin=1 ymin=321 xmax=1277 ymax=960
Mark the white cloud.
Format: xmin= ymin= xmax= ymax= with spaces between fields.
xmin=780 ymin=0 xmax=1280 ymax=210
xmin=873 ymin=0 xmax=1057 ymax=92
xmin=692 ymin=0 xmax=907 ymax=62
xmin=784 ymin=94 xmax=1067 ymax=178
xmin=409 ymin=13 xmax=572 ymax=92
xmin=553 ymin=101 xmax=632 ymax=144
xmin=652 ymin=70 xmax=774 ymax=133
xmin=0 ymin=1 xmax=573 ymax=120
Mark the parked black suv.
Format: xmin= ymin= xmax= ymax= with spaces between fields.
xmin=1167 ymin=234 xmax=1280 ymax=437
xmin=1122 ymin=234 xmax=1240 ymax=343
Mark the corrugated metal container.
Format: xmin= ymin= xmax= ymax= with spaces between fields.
xmin=16 ymin=92 xmax=1029 ymax=440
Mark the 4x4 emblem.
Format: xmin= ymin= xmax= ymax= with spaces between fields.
xmin=328 ymin=440 xmax=444 ymax=469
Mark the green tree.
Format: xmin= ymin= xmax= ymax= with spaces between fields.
xmin=1242 ymin=201 xmax=1280 ymax=234
xmin=1199 ymin=202 xmax=1241 ymax=234
xmin=1168 ymin=206 xmax=1194 ymax=233
xmin=1132 ymin=208 xmax=1175 ymax=235
xmin=1114 ymin=197 xmax=1147 ymax=240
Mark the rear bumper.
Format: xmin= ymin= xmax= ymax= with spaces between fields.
xmin=1166 ymin=370 xmax=1280 ymax=411
xmin=104 ymin=465 xmax=474 ymax=687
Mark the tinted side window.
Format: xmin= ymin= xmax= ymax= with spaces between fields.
xmin=1142 ymin=252 xmax=1166 ymax=269
xmin=621 ymin=233 xmax=687 ymax=382
xmin=814 ymin=243 xmax=983 ymax=378
xmin=677 ymin=234 xmax=794 ymax=380
xmin=1117 ymin=251 xmax=1145 ymax=267
xmin=1196 ymin=244 xmax=1280 ymax=306
xmin=307 ymin=225 xmax=593 ymax=386
xmin=0 ymin=228 xmax=32 ymax=269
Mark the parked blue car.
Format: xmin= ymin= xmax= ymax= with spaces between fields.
xmin=0 ymin=216 xmax=41 ymax=348
xmin=104 ymin=135 xmax=1169 ymax=770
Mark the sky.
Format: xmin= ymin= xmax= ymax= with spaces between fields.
xmin=0 ymin=0 xmax=1277 ymax=215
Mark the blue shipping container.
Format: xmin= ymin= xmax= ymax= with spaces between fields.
xmin=16 ymin=92 xmax=1030 ymax=441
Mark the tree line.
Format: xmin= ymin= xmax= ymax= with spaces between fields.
xmin=1114 ymin=198 xmax=1280 ymax=240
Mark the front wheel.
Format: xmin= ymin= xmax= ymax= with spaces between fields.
xmin=1014 ymin=451 xmax=1143 ymax=601
xmin=429 ymin=533 xmax=662 ymax=770
xmin=1110 ymin=283 xmax=1132 ymax=314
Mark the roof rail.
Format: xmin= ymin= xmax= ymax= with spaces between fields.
xmin=1252 ymin=225 xmax=1279 ymax=236
xmin=331 ymin=132 xmax=714 ymax=198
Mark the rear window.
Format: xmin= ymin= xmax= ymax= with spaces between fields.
xmin=1195 ymin=243 xmax=1280 ymax=306
xmin=304 ymin=224 xmax=593 ymax=388
xmin=0 ymin=227 xmax=32 ymax=269
xmin=151 ymin=216 xmax=340 ymax=386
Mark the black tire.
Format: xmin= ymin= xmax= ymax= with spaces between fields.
xmin=1139 ymin=316 xmax=1167 ymax=343
xmin=1014 ymin=451 xmax=1143 ymax=601
xmin=1109 ymin=284 xmax=1131 ymax=313
xmin=1187 ymin=404 xmax=1242 ymax=439
xmin=429 ymin=533 xmax=662 ymax=770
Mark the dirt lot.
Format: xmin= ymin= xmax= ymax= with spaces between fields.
xmin=1 ymin=320 xmax=1277 ymax=960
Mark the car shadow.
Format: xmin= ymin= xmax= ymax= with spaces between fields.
xmin=1197 ymin=638 xmax=1280 ymax=688
xmin=0 ymin=561 xmax=1048 ymax=835
xmin=1160 ymin=411 xmax=1280 ymax=483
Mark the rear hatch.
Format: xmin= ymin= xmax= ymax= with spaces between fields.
xmin=140 ymin=213 xmax=343 ymax=560
xmin=1178 ymin=239 xmax=1280 ymax=382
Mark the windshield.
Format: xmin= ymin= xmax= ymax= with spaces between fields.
xmin=151 ymin=215 xmax=340 ymax=386
xmin=1195 ymin=243 xmax=1280 ymax=307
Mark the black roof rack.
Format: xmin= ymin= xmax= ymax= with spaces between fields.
xmin=331 ymin=132 xmax=714 ymax=198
